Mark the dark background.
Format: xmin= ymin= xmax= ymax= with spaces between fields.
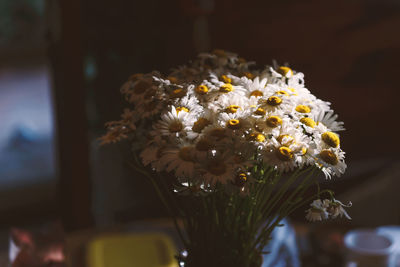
xmin=81 ymin=0 xmax=400 ymax=228
xmin=84 ymin=0 xmax=400 ymax=158
xmin=1 ymin=0 xmax=400 ymax=231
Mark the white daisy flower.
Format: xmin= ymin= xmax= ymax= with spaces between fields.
xmin=209 ymin=93 xmax=251 ymax=114
xmin=217 ymin=111 xmax=252 ymax=136
xmin=168 ymin=65 xmax=200 ymax=83
xmin=261 ymin=126 xmax=308 ymax=172
xmin=158 ymin=142 xmax=197 ymax=179
xmin=192 ymin=136 xmax=215 ymax=162
xmin=171 ymin=95 xmax=203 ymax=118
xmin=314 ymin=110 xmax=345 ymax=132
xmin=135 ymin=95 xmax=166 ymax=119
xmin=201 ymin=123 xmax=229 ymax=142
xmin=187 ymin=81 xmax=218 ymax=101
xmin=314 ymin=147 xmax=347 ymax=178
xmin=270 ymin=66 xmax=293 ymax=79
xmin=122 ymin=74 xmax=160 ymax=104
xmin=186 ymin=109 xmax=214 ymax=140
xmin=258 ymin=92 xmax=295 ymax=113
xmin=221 ymin=135 xmax=257 ymax=170
xmin=251 ymin=110 xmax=288 ymax=137
xmin=235 ymin=76 xmax=269 ymax=99
xmin=153 ymin=106 xmax=190 ymax=138
xmin=140 ymin=136 xmax=167 ymax=171
xmin=106 ymin=50 xmax=348 ymax=196
xmin=305 ymin=199 xmax=329 ymax=222
xmin=201 ymin=152 xmax=237 ymax=186
xmin=208 ymin=73 xmax=247 ymax=96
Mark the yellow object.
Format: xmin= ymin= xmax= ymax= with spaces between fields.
xmin=277 ymin=66 xmax=293 ymax=77
xmin=220 ymin=75 xmax=232 ymax=83
xmin=219 ymin=83 xmax=233 ymax=93
xmin=295 ymin=105 xmax=311 ymax=113
xmin=176 ymin=107 xmax=189 ymax=114
xmin=266 ymin=96 xmax=282 ymax=106
xmin=86 ymin=233 xmax=178 ymax=267
xmin=322 ymin=131 xmax=340 ymax=148
xmin=250 ymin=90 xmax=263 ymax=97
xmin=300 ymin=117 xmax=316 ymax=128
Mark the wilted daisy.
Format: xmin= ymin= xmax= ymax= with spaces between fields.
xmin=305 ymin=199 xmax=329 ymax=222
xmin=325 ymin=199 xmax=352 ymax=219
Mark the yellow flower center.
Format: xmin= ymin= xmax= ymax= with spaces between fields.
xmin=300 ymin=117 xmax=316 ymax=128
xmin=176 ymin=107 xmax=189 ymax=114
xmin=266 ymin=116 xmax=282 ymax=128
xmin=179 ymin=147 xmax=193 ymax=162
xmin=266 ymin=96 xmax=282 ymax=106
xmin=276 ymin=146 xmax=293 ymax=161
xmin=167 ymin=76 xmax=178 ymax=84
xmin=133 ymin=80 xmax=151 ymax=94
xmin=219 ymin=83 xmax=233 ymax=93
xmin=321 ymin=132 xmax=340 ymax=148
xmin=208 ymin=160 xmax=227 ymax=175
xmin=169 ymin=121 xmax=183 ymax=133
xmin=220 ymin=75 xmax=232 ymax=83
xmin=277 ymin=66 xmax=293 ymax=77
xmin=254 ymin=107 xmax=266 ymax=116
xmin=243 ymin=72 xmax=254 ymax=79
xmin=192 ymin=118 xmax=211 ymax=133
xmin=195 ymin=85 xmax=209 ymax=95
xmin=235 ymin=172 xmax=247 ymax=187
xmin=277 ymin=134 xmax=294 ymax=146
xmin=320 ymin=149 xmax=338 ymax=165
xmin=276 ymin=90 xmax=289 ymax=96
xmin=210 ymin=128 xmax=226 ymax=139
xmin=227 ymin=119 xmax=241 ymax=130
xmin=226 ymin=105 xmax=240 ymax=113
xmin=301 ymin=147 xmax=307 ymax=155
xmin=288 ymin=87 xmax=296 ymax=93
xmin=250 ymin=90 xmax=263 ymax=97
xmin=295 ymin=105 xmax=311 ymax=113
xmin=213 ymin=49 xmax=226 ymax=57
xmin=170 ymin=88 xmax=186 ymax=98
xmin=196 ymin=139 xmax=213 ymax=151
xmin=247 ymin=133 xmax=266 ymax=142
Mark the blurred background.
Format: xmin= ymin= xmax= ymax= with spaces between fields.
xmin=0 ymin=0 xmax=400 ymax=266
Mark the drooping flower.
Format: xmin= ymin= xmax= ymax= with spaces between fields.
xmin=306 ymin=199 xmax=329 ymax=222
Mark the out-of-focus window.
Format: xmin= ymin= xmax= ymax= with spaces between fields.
xmin=0 ymin=0 xmax=56 ymax=213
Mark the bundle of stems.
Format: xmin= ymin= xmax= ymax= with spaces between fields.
xmin=132 ymin=155 xmax=329 ymax=267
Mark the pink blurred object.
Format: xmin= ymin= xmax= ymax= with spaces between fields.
xmin=9 ymin=222 xmax=66 ymax=267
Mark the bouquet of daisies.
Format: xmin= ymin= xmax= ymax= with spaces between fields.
xmin=101 ymin=50 xmax=351 ymax=267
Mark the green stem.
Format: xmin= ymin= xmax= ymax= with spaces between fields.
xmin=129 ymin=157 xmax=189 ymax=248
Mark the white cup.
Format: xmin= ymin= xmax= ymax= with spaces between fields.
xmin=344 ymin=229 xmax=396 ymax=267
